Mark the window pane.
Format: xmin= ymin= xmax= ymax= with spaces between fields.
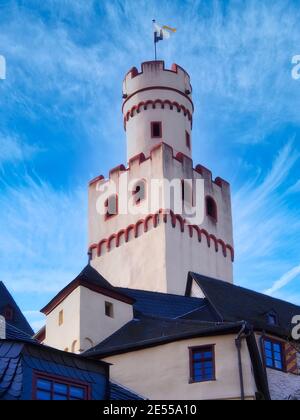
xmin=53 ymin=394 xmax=68 ymax=400
xmin=36 ymin=379 xmax=51 ymax=391
xmin=70 ymin=386 xmax=85 ymax=399
xmin=53 ymin=382 xmax=68 ymax=395
xmin=204 ymin=361 xmax=213 ymax=369
xmin=266 ymin=358 xmax=274 ymax=367
xmin=273 ymin=344 xmax=281 ymax=353
xmin=193 ymin=353 xmax=202 ymax=361
xmin=204 ymin=368 xmax=213 ymax=379
xmin=264 ymin=341 xmax=272 ymax=350
xmin=265 ymin=349 xmax=273 ymax=358
xmin=274 ymin=352 xmax=282 ymax=361
xmin=204 ymin=352 xmax=212 ymax=359
xmin=275 ymin=360 xmax=283 ymax=370
xmin=36 ymin=390 xmax=51 ymax=400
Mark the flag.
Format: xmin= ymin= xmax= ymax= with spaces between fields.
xmin=153 ymin=22 xmax=176 ymax=43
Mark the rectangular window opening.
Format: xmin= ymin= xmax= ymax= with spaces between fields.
xmin=151 ymin=121 xmax=162 ymax=138
xmin=34 ymin=374 xmax=88 ymax=400
xmin=105 ymin=301 xmax=114 ymax=318
xmin=186 ymin=131 xmax=191 ymax=150
xmin=58 ymin=310 xmax=64 ymax=326
xmin=189 ymin=345 xmax=215 ymax=383
xmin=263 ymin=338 xmax=285 ymax=371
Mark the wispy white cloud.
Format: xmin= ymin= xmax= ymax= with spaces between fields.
xmin=0 ymin=173 xmax=87 ymax=294
xmin=233 ymin=140 xmax=300 ymax=294
xmin=0 ymin=133 xmax=40 ymax=167
xmin=264 ymin=264 xmax=300 ymax=296
xmin=287 ymin=180 xmax=300 ymax=194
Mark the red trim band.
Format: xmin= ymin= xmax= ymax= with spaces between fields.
xmin=122 ymin=86 xmax=194 ymax=113
xmin=89 ymin=209 xmax=234 ymax=262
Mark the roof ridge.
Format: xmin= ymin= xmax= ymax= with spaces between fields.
xmin=190 ymin=272 xmax=300 ymax=309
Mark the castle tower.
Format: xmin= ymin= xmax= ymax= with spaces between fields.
xmin=88 ymin=61 xmax=234 ymax=295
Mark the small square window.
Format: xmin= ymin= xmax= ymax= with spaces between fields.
xmin=105 ymin=301 xmax=114 ymax=318
xmin=151 ymin=122 xmax=162 ymax=138
xmin=58 ymin=310 xmax=63 ymax=326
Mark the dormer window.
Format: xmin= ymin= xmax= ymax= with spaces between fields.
xmin=267 ymin=312 xmax=278 ymax=326
xmin=104 ymin=195 xmax=118 ymax=220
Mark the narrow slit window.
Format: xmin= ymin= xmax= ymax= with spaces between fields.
xmin=151 ymin=121 xmax=162 ymax=138
xmin=186 ymin=131 xmax=191 ymax=150
xmin=58 ymin=310 xmax=63 ymax=326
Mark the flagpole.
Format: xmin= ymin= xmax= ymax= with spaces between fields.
xmin=152 ymin=19 xmax=157 ymax=60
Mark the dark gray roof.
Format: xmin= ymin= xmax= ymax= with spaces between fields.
xmin=74 ymin=265 xmax=117 ymax=291
xmin=0 ymin=339 xmax=109 ymax=400
xmin=110 ymin=382 xmax=145 ymax=400
xmin=0 ymin=341 xmax=23 ymax=400
xmin=0 ymin=282 xmax=34 ymax=339
xmin=85 ymin=315 xmax=244 ymax=357
xmin=117 ymin=287 xmax=215 ymax=320
xmin=41 ymin=265 xmax=134 ymax=314
xmin=187 ymin=272 xmax=300 ymax=338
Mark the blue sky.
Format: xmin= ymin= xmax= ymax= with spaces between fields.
xmin=0 ymin=0 xmax=300 ymax=331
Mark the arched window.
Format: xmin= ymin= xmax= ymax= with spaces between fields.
xmin=206 ymin=196 xmax=217 ymax=222
xmin=132 ymin=180 xmax=146 ymax=205
xmin=104 ymin=194 xmax=118 ymax=220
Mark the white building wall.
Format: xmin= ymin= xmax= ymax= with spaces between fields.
xmin=104 ymin=334 xmax=257 ymax=400
xmin=44 ymin=286 xmax=133 ymax=353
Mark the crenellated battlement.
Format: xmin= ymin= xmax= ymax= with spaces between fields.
xmin=88 ymin=143 xmax=229 ymax=191
xmin=123 ymin=61 xmax=192 ymax=100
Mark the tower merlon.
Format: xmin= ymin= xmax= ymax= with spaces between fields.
xmin=123 ymin=61 xmax=192 ymax=99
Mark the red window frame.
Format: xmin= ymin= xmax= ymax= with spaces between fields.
xmin=206 ymin=196 xmax=218 ymax=222
xmin=104 ymin=194 xmax=118 ymax=220
xmin=151 ymin=121 xmax=162 ymax=139
xmin=32 ymin=372 xmax=90 ymax=400
xmin=189 ymin=345 xmax=216 ymax=383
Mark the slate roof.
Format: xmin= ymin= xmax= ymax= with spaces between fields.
xmin=110 ymin=382 xmax=145 ymax=400
xmin=187 ymin=272 xmax=300 ymax=338
xmin=117 ymin=287 xmax=215 ymax=320
xmin=0 ymin=281 xmax=34 ymax=339
xmin=0 ymin=339 xmax=110 ymax=400
xmin=0 ymin=341 xmax=23 ymax=400
xmin=41 ymin=265 xmax=134 ymax=315
xmin=85 ymin=315 xmax=244 ymax=357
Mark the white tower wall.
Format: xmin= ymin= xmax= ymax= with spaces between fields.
xmin=88 ymin=61 xmax=234 ymax=295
